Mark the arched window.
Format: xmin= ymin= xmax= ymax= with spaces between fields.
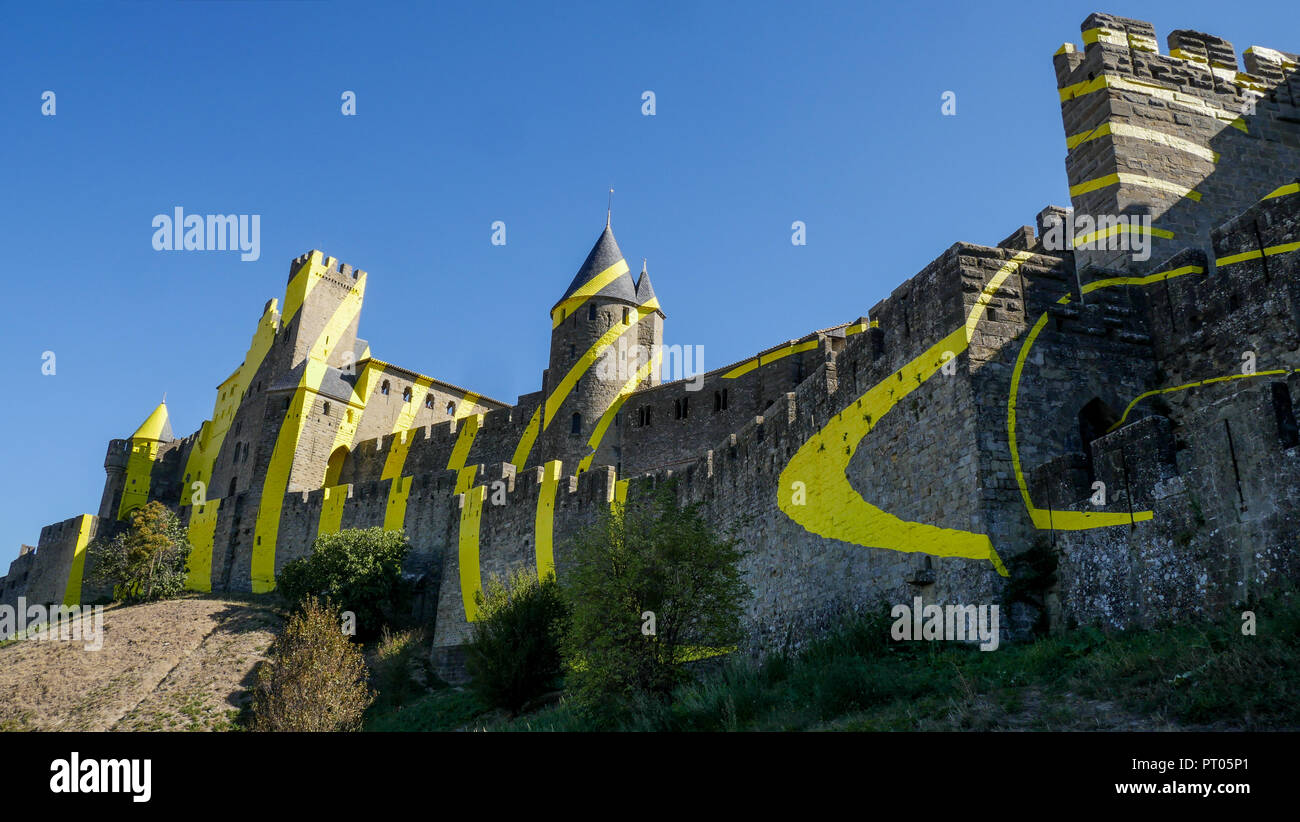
xmin=323 ymin=402 xmax=331 ymax=416
xmin=446 ymin=400 xmax=456 ymax=415
xmin=570 ymin=412 xmax=582 ymax=435
xmin=325 ymin=445 xmax=349 ymax=487
xmin=425 ymin=394 xmax=434 ymax=409
xmin=228 ymin=477 xmax=237 ymax=497
xmin=381 ymin=380 xmax=390 ymax=396
xmin=403 ymin=386 xmax=413 ymax=402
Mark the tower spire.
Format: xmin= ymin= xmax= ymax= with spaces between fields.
xmin=606 ymin=187 xmax=613 ymax=229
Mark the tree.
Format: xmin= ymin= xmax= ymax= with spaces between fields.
xmin=275 ymin=527 xmax=412 ymax=637
xmin=465 ymin=569 xmax=567 ymax=713
xmin=88 ymin=501 xmax=191 ymax=603
xmin=561 ymin=481 xmax=749 ymax=716
xmin=251 ymin=596 xmax=373 ymax=731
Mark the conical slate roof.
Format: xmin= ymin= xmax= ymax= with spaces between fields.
xmin=552 ymin=226 xmax=637 ymax=321
xmin=634 ymin=260 xmax=658 ymax=306
xmin=131 ymin=402 xmax=174 ymax=441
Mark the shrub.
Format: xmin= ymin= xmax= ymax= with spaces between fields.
xmin=251 ymin=596 xmax=373 ymax=732
xmin=561 ymin=480 xmax=749 ymax=718
xmin=88 ymin=501 xmax=191 ymax=603
xmin=465 ymin=570 xmax=567 ymax=713
xmin=276 ymin=527 xmax=412 ymax=637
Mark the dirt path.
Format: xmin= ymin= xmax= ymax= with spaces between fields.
xmin=0 ymin=596 xmax=282 ymax=731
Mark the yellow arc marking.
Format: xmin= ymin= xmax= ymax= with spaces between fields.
xmin=777 ymin=251 xmax=1034 ymax=576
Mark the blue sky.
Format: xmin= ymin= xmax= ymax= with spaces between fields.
xmin=3 ymin=0 xmax=1297 ymax=559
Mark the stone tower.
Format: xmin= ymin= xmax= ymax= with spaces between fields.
xmin=538 ymin=221 xmax=662 ymax=473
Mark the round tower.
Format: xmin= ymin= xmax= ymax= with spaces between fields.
xmin=538 ymin=220 xmax=661 ymax=472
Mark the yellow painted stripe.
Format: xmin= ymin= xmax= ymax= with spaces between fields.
xmin=1073 ymin=222 xmax=1177 ymax=246
xmin=1082 ymin=265 xmax=1205 ymax=295
xmin=845 ymin=322 xmax=869 ymax=336
xmin=1217 ymin=240 xmax=1300 ymax=267
xmin=378 ymin=375 xmax=437 ymax=533
xmin=117 ymin=439 xmax=159 ymax=520
xmin=383 ymin=475 xmax=412 ymax=532
xmin=1109 ymin=370 xmax=1290 ymax=433
xmin=534 ymin=460 xmax=562 ymax=581
xmin=578 ymin=347 xmax=664 ymax=473
xmin=251 ymin=273 xmax=366 ymax=592
xmin=612 ymin=478 xmax=629 ymax=511
xmin=1264 ymin=183 xmax=1300 ymax=200
xmin=550 ymin=259 xmax=631 ymax=328
xmin=1081 ymin=27 xmax=1127 ymax=47
xmin=1059 ymin=74 xmax=1249 ymax=132
xmin=760 ymin=339 xmax=819 ymax=366
xmin=61 ymin=515 xmax=94 ymax=607
xmin=185 ymin=500 xmax=221 ymax=591
xmin=380 ymin=375 xmax=435 ymax=481
xmin=1069 ymin=172 xmax=1202 ymax=202
xmin=723 ymin=339 xmax=820 ymax=379
xmin=1169 ymin=47 xmax=1209 ymax=65
xmin=447 ymin=413 xmax=483 ymax=494
xmin=318 ymin=485 xmax=348 ymax=535
xmin=722 ymin=358 xmax=759 ymax=379
xmin=458 ymin=484 xmax=486 ymax=621
xmin=1065 ymin=121 xmax=1219 ymax=163
xmin=511 ymin=406 xmax=543 ymax=471
xmin=966 ymin=251 xmax=1033 ymax=342
xmin=452 ymin=391 xmax=481 ymax=419
xmin=281 ymin=252 xmax=323 ymax=325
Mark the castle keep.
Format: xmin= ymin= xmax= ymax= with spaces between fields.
xmin=5 ymin=13 xmax=1300 ymax=675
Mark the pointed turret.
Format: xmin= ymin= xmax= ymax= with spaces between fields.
xmin=130 ymin=402 xmax=174 ymax=442
xmin=634 ymin=258 xmax=660 ymax=312
xmin=551 ymin=226 xmax=638 ymax=326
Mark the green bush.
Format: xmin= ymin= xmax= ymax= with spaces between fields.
xmin=88 ymin=501 xmax=191 ymax=603
xmin=251 ymin=596 xmax=374 ymax=732
xmin=276 ymin=527 xmax=412 ymax=637
xmin=465 ymin=570 xmax=567 ymax=713
xmin=561 ymin=480 xmax=749 ymax=719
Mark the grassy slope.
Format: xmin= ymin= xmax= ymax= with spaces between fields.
xmin=366 ymin=591 xmax=1300 ymax=732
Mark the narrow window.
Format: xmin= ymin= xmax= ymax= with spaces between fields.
xmin=623 ymin=307 xmax=630 ymax=324
xmin=425 ymin=394 xmax=434 ymax=409
xmin=228 ymin=477 xmax=237 ymax=497
xmin=570 ymin=412 xmax=582 ymax=435
xmin=447 ymin=400 xmax=456 ymax=415
xmin=588 ymin=303 xmax=597 ymax=321
xmin=403 ymin=386 xmax=413 ymax=402
xmin=569 ymin=343 xmax=576 ymax=360
xmin=722 ymin=389 xmax=729 ymax=410
xmin=714 ymin=391 xmax=722 ymax=413
xmin=323 ymin=402 xmax=331 ymax=416
xmin=381 ymin=380 xmax=391 ymax=396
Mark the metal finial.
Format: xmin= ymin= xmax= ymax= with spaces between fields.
xmin=607 ymin=187 xmax=613 ymax=228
